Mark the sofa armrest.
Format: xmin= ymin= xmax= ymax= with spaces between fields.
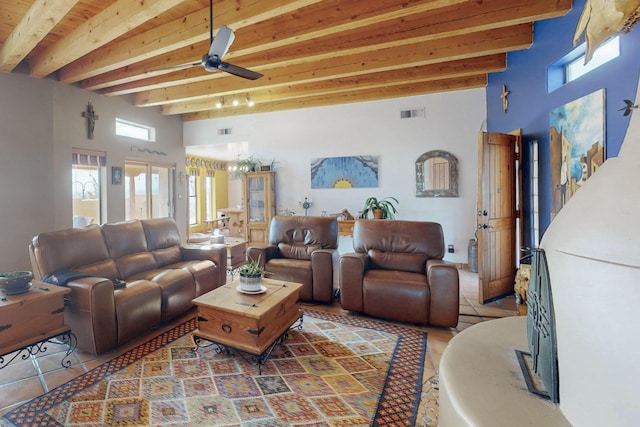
xmin=310 ymin=248 xmax=339 ymax=302
xmin=426 ymin=259 xmax=460 ymax=327
xmin=64 ymin=277 xmax=118 ymax=355
xmin=339 ymin=252 xmax=369 ymax=312
xmin=181 ymin=245 xmax=227 ymax=285
xmin=247 ymin=245 xmax=279 ymax=267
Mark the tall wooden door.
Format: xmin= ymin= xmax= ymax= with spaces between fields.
xmin=477 ymin=131 xmax=520 ymax=303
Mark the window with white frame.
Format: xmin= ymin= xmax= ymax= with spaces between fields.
xmin=115 ymin=118 xmax=156 ymax=142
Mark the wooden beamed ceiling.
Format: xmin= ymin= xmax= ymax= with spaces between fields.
xmin=0 ymin=0 xmax=572 ymax=121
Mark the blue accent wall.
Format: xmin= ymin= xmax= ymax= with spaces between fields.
xmin=486 ymin=0 xmax=640 ymax=246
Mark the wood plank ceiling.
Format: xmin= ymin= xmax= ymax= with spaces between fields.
xmin=0 ymin=0 xmax=572 ymax=121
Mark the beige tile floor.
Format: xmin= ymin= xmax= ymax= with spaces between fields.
xmin=0 ymin=268 xmax=517 ymax=420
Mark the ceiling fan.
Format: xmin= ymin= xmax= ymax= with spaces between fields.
xmin=158 ymin=0 xmax=263 ymax=80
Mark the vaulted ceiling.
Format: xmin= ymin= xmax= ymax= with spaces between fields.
xmin=0 ymin=0 xmax=572 ymax=121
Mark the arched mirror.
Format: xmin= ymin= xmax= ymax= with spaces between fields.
xmin=415 ymin=150 xmax=458 ymax=197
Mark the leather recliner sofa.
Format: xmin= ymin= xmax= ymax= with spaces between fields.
xmin=340 ymin=219 xmax=459 ymax=327
xmin=247 ymin=215 xmax=339 ymax=302
xmin=29 ymin=217 xmax=227 ymax=355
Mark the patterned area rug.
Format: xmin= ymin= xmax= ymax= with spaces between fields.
xmin=2 ymin=309 xmax=426 ymax=426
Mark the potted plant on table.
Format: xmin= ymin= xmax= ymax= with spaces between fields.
xmin=238 ymin=255 xmax=266 ymax=292
xmin=361 ymin=196 xmax=399 ymax=219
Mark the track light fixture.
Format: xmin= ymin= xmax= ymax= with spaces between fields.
xmin=232 ymin=98 xmax=239 ymax=106
xmin=216 ymin=97 xmax=224 ymax=109
xmin=246 ymin=94 xmax=255 ymax=107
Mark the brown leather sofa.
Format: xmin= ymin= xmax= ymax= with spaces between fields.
xmin=29 ymin=218 xmax=227 ymax=355
xmin=340 ymin=219 xmax=459 ymax=327
xmin=247 ymin=215 xmax=339 ymax=302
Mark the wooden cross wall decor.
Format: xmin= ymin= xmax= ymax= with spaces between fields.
xmin=82 ymin=102 xmax=99 ymax=139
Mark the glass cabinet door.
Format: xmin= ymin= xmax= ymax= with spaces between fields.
xmin=248 ymin=175 xmax=266 ymax=222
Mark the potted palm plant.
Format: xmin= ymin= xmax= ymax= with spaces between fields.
xmin=361 ymin=196 xmax=399 ymax=219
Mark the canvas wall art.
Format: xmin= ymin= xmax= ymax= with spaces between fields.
xmin=549 ymin=89 xmax=605 ymax=219
xmin=310 ymin=155 xmax=379 ymax=189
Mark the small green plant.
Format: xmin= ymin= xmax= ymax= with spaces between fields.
xmin=238 ymin=255 xmax=264 ymax=276
xmin=229 ymin=155 xmax=262 ymax=179
xmin=361 ymin=196 xmax=399 ymax=219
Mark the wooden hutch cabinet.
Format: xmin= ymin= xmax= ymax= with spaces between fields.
xmin=242 ymin=171 xmax=276 ymax=244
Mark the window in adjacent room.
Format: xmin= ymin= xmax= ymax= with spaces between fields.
xmin=188 ymin=171 xmax=198 ymax=226
xmin=72 ymin=149 xmax=106 ymax=227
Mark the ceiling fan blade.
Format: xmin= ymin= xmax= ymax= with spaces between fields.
xmin=218 ymin=61 xmax=263 ymax=80
xmin=208 ymin=25 xmax=235 ymax=58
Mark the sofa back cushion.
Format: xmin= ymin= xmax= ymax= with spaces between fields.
xmin=30 ymin=224 xmax=116 ymax=277
xmin=141 ymin=218 xmax=183 ymax=267
xmin=269 ymin=216 xmax=338 ymax=258
xmin=368 ymin=249 xmax=427 ymax=274
xmin=101 ymin=220 xmax=157 ymax=278
xmin=353 ymin=219 xmax=445 ymax=260
xmin=141 ymin=218 xmax=181 ymax=251
xmin=277 ymin=243 xmax=320 ymax=260
xmin=102 ymin=220 xmax=148 ymax=258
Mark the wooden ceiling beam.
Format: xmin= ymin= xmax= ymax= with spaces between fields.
xmin=161 ymin=55 xmax=506 ymax=115
xmin=182 ymin=74 xmax=488 ymax=121
xmin=135 ymin=24 xmax=531 ymax=107
xmin=88 ymin=0 xmax=564 ymax=94
xmin=80 ymin=0 xmax=470 ymax=91
xmin=29 ymin=0 xmax=188 ymax=78
xmin=59 ymin=0 xmax=322 ymax=83
xmin=0 ymin=0 xmax=79 ymax=72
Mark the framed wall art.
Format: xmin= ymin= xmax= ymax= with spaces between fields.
xmin=549 ymin=89 xmax=605 ymax=219
xmin=111 ymin=166 xmax=122 ymax=185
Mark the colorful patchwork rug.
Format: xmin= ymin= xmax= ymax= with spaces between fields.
xmin=2 ymin=309 xmax=426 ymax=426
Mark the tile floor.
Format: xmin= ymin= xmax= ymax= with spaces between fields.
xmin=0 ymin=268 xmax=518 ymax=420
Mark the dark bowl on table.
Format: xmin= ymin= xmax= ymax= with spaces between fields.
xmin=0 ymin=271 xmax=33 ymax=294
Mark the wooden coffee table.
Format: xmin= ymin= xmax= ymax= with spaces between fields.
xmin=191 ymin=278 xmax=302 ymax=372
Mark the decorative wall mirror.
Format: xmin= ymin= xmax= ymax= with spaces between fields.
xmin=415 ymin=150 xmax=458 ymax=197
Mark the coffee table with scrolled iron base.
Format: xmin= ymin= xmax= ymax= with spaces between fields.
xmin=191 ymin=278 xmax=303 ymax=373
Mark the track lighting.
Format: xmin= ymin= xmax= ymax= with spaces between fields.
xmin=232 ymin=98 xmax=239 ymax=106
xmin=216 ymin=97 xmax=224 ymax=109
xmin=246 ymin=94 xmax=255 ymax=107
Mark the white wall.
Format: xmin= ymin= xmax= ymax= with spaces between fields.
xmin=0 ymin=72 xmax=185 ymax=271
xmin=185 ymin=89 xmax=486 ymax=263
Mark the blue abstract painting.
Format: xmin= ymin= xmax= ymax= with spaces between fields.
xmin=310 ymin=156 xmax=379 ymax=189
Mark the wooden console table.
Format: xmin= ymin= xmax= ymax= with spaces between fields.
xmin=0 ymin=281 xmax=76 ymax=370
xmin=337 ymin=220 xmax=355 ymax=236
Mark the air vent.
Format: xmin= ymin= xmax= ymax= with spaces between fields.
xmin=400 ymin=108 xmax=425 ymax=119
xmin=217 ymin=128 xmax=232 ymax=135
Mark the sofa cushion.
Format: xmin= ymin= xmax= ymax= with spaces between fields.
xmin=368 ymin=249 xmax=427 ymax=274
xmin=115 ymin=252 xmax=158 ymax=279
xmin=278 ymin=242 xmax=320 ymax=260
xmin=102 ymin=220 xmax=148 ymax=258
xmin=141 ymin=217 xmax=181 ymax=251
xmin=152 ymin=246 xmax=183 ymax=267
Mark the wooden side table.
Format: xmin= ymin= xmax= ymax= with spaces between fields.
xmin=338 ymin=219 xmax=355 ymax=236
xmin=0 ymin=281 xmax=76 ymax=370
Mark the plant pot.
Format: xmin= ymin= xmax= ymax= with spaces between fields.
xmin=239 ymin=272 xmax=262 ymax=292
xmin=372 ymin=209 xmax=385 ymax=219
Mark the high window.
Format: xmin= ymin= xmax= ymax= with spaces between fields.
xmin=115 ymin=118 xmax=156 ymax=142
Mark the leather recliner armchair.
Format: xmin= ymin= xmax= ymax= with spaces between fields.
xmin=340 ymin=219 xmax=459 ymax=327
xmin=247 ymin=215 xmax=339 ymax=302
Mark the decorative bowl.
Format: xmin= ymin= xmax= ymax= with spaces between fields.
xmin=0 ymin=271 xmax=33 ymax=294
